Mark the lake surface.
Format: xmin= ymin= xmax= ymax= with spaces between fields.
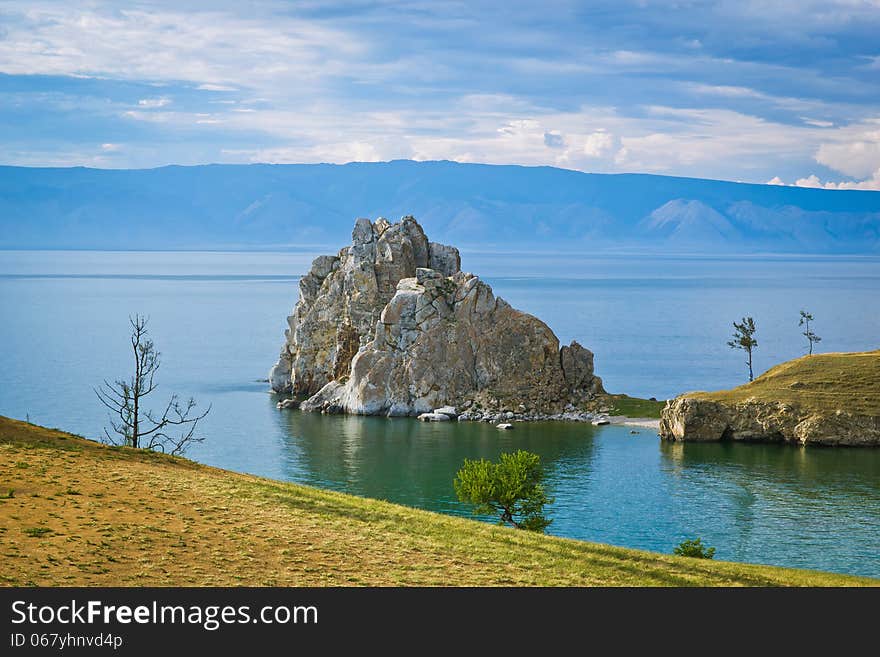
xmin=1 ymin=249 xmax=879 ymax=577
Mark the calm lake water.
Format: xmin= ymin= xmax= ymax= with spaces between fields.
xmin=1 ymin=249 xmax=879 ymax=578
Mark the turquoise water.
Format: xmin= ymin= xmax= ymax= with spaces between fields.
xmin=1 ymin=250 xmax=879 ymax=577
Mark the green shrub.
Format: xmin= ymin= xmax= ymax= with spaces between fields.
xmin=454 ymin=450 xmax=552 ymax=532
xmin=674 ymin=537 xmax=716 ymax=559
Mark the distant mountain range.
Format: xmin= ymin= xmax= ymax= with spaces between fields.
xmin=1 ymin=160 xmax=878 ymax=252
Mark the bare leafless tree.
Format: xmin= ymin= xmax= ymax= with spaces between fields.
xmin=95 ymin=314 xmax=210 ymax=455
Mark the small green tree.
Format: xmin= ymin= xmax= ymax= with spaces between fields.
xmin=727 ymin=316 xmax=758 ymax=381
xmin=454 ymin=450 xmax=553 ymax=532
xmin=674 ymin=537 xmax=716 ymax=559
xmin=799 ymin=310 xmax=822 ymax=355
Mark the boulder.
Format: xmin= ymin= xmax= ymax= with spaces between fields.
xmin=418 ymin=412 xmax=451 ymax=422
xmin=496 ymin=423 xmax=514 ymax=430
xmin=428 ymin=242 xmax=461 ymax=276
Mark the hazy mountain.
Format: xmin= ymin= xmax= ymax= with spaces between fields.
xmin=1 ymin=160 xmax=878 ymax=252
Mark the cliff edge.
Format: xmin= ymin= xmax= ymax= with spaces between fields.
xmin=270 ymin=216 xmax=603 ymax=416
xmin=659 ymin=351 xmax=880 ymax=446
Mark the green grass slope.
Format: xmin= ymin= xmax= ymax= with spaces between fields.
xmin=691 ymin=350 xmax=880 ymax=416
xmin=0 ymin=416 xmax=872 ymax=586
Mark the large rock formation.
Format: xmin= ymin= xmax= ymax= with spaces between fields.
xmin=270 ymin=216 xmax=603 ymax=416
xmin=269 ymin=216 xmax=460 ymax=395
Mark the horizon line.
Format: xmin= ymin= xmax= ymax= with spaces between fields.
xmin=1 ymin=159 xmax=877 ymax=194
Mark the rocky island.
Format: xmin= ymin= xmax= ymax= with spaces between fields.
xmin=659 ymin=351 xmax=880 ymax=446
xmin=270 ymin=216 xmax=604 ymax=419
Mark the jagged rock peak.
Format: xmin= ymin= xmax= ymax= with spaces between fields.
xmin=269 ymin=216 xmax=461 ymax=395
xmin=270 ymin=215 xmax=603 ymax=416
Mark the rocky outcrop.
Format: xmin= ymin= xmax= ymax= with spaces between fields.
xmin=269 ymin=216 xmax=460 ymax=395
xmin=271 ymin=216 xmax=603 ymax=417
xmin=659 ymin=396 xmax=880 ymax=446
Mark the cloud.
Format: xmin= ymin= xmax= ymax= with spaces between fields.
xmin=1 ymin=0 xmax=879 ymax=184
xmin=794 ymin=174 xmax=824 ymax=188
xmin=0 ymin=3 xmax=365 ymax=91
xmin=196 ymin=84 xmax=237 ymax=91
xmin=223 ymin=140 xmax=394 ymax=165
xmin=748 ymin=118 xmax=880 ymax=189
xmin=138 ymin=97 xmax=171 ymax=108
xmin=543 ymin=131 xmax=565 ymax=148
xmin=827 ymin=170 xmax=880 ymax=190
xmin=766 ymin=171 xmax=880 ymax=191
xmin=582 ymin=130 xmax=614 ymax=158
xmin=690 ymin=84 xmax=766 ymax=98
xmin=817 ymin=172 xmax=880 ymax=190
xmin=814 ymin=124 xmax=880 ymax=178
xmin=498 ymin=119 xmax=541 ymax=136
xmin=801 ymin=117 xmax=834 ymax=127
xmin=101 ymin=143 xmax=121 ymax=151
xmin=123 ymin=110 xmax=172 ymax=123
xmin=613 ymin=107 xmax=819 ymax=175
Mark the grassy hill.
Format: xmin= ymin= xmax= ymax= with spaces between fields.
xmin=691 ymin=350 xmax=880 ymax=416
xmin=0 ymin=415 xmax=873 ymax=586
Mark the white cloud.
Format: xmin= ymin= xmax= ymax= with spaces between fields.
xmin=582 ymin=130 xmax=614 ymax=158
xmin=827 ymin=170 xmax=880 ymax=190
xmin=138 ymin=97 xmax=171 ymax=108
xmin=0 ymin=3 xmax=875 ymax=187
xmin=814 ymin=125 xmax=880 ymax=178
xmin=123 ymin=110 xmax=172 ymax=123
xmin=613 ymin=107 xmax=817 ymax=174
xmin=197 ymin=83 xmax=237 ymax=91
xmin=0 ymin=3 xmax=365 ymax=91
xmin=794 ymin=174 xmax=824 ymax=188
xmin=224 ymin=140 xmax=394 ymax=165
xmin=690 ymin=84 xmax=766 ymax=98
xmin=100 ymin=143 xmax=121 ymax=151
xmin=610 ymin=50 xmax=657 ymax=66
xmin=198 ymin=95 xmax=880 ymax=184
xmin=498 ymin=119 xmax=541 ymax=136
xmin=801 ymin=117 xmax=834 ymax=128
xmin=767 ymin=171 xmax=880 ymax=191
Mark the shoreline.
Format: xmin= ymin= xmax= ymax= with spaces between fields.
xmin=275 ymin=392 xmax=664 ymax=429
xmin=281 ymin=400 xmax=662 ymax=430
xmin=607 ymin=416 xmax=661 ymax=430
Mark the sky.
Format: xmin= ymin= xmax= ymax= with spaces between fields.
xmin=1 ymin=0 xmax=879 ymax=188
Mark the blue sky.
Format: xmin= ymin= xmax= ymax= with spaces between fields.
xmin=1 ymin=0 xmax=879 ymax=188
